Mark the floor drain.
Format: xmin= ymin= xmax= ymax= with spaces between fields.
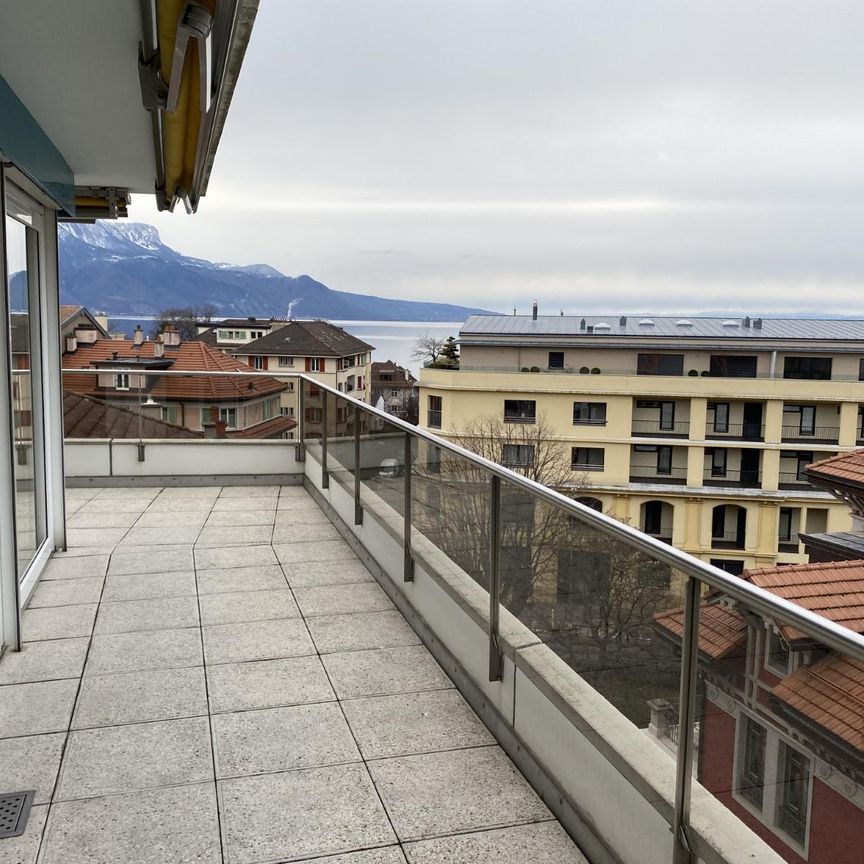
xmin=0 ymin=791 xmax=34 ymax=839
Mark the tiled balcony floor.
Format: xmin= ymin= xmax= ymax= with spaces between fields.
xmin=0 ymin=485 xmax=587 ymax=864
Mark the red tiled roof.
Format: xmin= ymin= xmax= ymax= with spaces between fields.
xmin=226 ymin=415 xmax=297 ymax=439
xmin=63 ymin=391 xmax=200 ymax=439
xmin=60 ymin=305 xmax=83 ymax=323
xmin=63 ymin=339 xmax=286 ymax=403
xmin=807 ymin=448 xmax=864 ymax=488
xmin=655 ymin=602 xmax=748 ymax=660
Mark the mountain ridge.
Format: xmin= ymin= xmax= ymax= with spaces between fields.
xmin=59 ymin=222 xmax=494 ymax=322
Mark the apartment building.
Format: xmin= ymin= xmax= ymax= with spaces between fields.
xmin=370 ymin=360 xmax=418 ymax=421
xmin=419 ymin=313 xmax=864 ymax=572
xmin=195 ymin=316 xmax=285 ymax=351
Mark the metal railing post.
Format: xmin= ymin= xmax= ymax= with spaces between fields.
xmin=353 ymin=403 xmax=363 ymax=525
xmin=404 ymin=432 xmax=414 ymax=582
xmin=672 ymin=575 xmax=701 ymax=864
xmin=296 ymin=377 xmax=305 ymax=461
xmin=488 ymin=474 xmax=503 ymax=681
xmin=320 ymin=390 xmax=329 ymax=489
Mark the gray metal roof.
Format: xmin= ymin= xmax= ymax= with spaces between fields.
xmin=461 ymin=315 xmax=864 ymax=342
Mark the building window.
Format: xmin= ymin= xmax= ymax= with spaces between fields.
xmin=161 ymin=406 xmax=178 ymax=424
xmin=281 ymin=406 xmax=295 ymax=417
xmin=390 ymin=389 xmax=399 ymax=397
xmin=776 ymin=742 xmax=810 ymax=846
xmin=285 ymin=382 xmax=295 ymax=392
xmin=659 ymin=401 xmax=675 ymax=431
xmin=114 ymin=373 xmax=130 ymax=390
xmin=503 ymin=399 xmax=536 ymax=423
xmin=783 ymin=356 xmax=832 ymax=380
xmin=278 ymin=356 xmax=294 ymax=367
xmin=571 ymin=447 xmax=604 ymax=471
xmin=765 ymin=629 xmax=791 ymax=676
xmin=576 ymin=496 xmax=603 ymax=512
xmin=263 ymin=399 xmax=274 ymax=421
xmin=711 ymin=402 xmax=730 ymax=433
xmin=428 ymin=395 xmax=442 ymax=429
xmin=637 ymin=353 xmax=684 ymax=376
xmin=710 ymin=355 xmax=758 ymax=378
xmin=738 ymin=716 xmax=767 ymax=810
xmin=657 ymin=445 xmax=672 ymax=475
xmin=573 ymin=401 xmax=606 ymax=425
xmin=778 ymin=508 xmax=794 ymax=543
xmin=251 ymin=356 xmax=265 ymax=370
xmin=859 ymin=359 xmax=864 ymax=381
xmin=219 ymin=408 xmax=237 ymax=429
xmin=502 ymin=444 xmax=535 ymax=468
xmin=710 ymin=558 xmax=745 ymax=575
xmin=309 ymin=357 xmax=323 ymax=372
xmin=710 ymin=448 xmax=727 ymax=477
xmin=548 ymin=351 xmax=564 ymax=369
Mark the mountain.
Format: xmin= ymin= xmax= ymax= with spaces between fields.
xmin=58 ymin=222 xmax=493 ymax=321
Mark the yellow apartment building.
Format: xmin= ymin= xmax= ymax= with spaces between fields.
xmin=419 ymin=313 xmax=864 ymax=574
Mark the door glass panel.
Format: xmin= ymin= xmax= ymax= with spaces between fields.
xmin=5 ymin=210 xmax=46 ymax=580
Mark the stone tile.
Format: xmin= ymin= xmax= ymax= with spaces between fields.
xmin=212 ymin=702 xmax=359 ymax=778
xmin=302 ymin=851 xmax=407 ymax=864
xmin=94 ymin=596 xmax=199 ymax=634
xmin=28 ymin=577 xmax=103 ymax=608
xmin=342 ymin=690 xmax=494 ymax=759
xmin=0 ymin=637 xmax=89 ymax=685
xmin=272 ymin=508 xmax=332 ymax=525
xmin=154 ymin=488 xmax=219 ymax=502
xmin=42 ymin=554 xmax=109 ymax=581
xmin=206 ymin=656 xmax=334 ymax=714
xmin=107 ymin=545 xmax=194 ymax=576
xmin=219 ymin=485 xmax=281 ymax=498
xmin=56 ymin=717 xmax=212 ymax=800
xmin=211 ymin=497 xmax=277 ymax=512
xmin=306 ymin=611 xmax=420 ymax=654
xmin=199 ymin=589 xmax=299 ymax=626
xmin=142 ymin=500 xmax=216 ymax=513
xmin=322 ymin=646 xmax=452 ymax=700
xmin=74 ymin=498 xmax=150 ymax=513
xmin=65 ymin=527 xmax=129 ymax=547
xmin=0 ymin=803 xmax=46 ymax=864
xmin=72 ymin=666 xmax=207 ymax=729
xmin=67 ymin=511 xmax=141 ymax=529
xmin=282 ymin=558 xmax=372 ymax=588
xmin=294 ymin=583 xmax=393 ymax=618
xmin=204 ymin=509 xmax=275 ymax=527
xmin=21 ymin=604 xmax=97 ymax=640
xmin=39 ymin=783 xmax=221 ymax=864
xmin=202 ymin=618 xmax=314 ymax=665
xmin=135 ymin=510 xmax=209 ymax=528
xmin=0 ymin=679 xmax=78 ymax=738
xmin=0 ymin=733 xmax=65 ymax=804
xmin=102 ymin=570 xmax=197 ymax=602
xmin=193 ymin=544 xmax=277 ymax=570
xmin=369 ymin=747 xmax=551 ymax=841
xmin=276 ymin=495 xmax=314 ymax=511
xmin=273 ymin=539 xmax=358 ymax=566
xmin=120 ymin=525 xmax=203 ymax=546
xmin=86 ymin=628 xmax=202 ymax=676
xmin=196 ymin=565 xmax=287 ymax=595
xmin=93 ymin=487 xmax=160 ymax=500
xmin=219 ymin=763 xmax=395 ymax=864
xmin=195 ymin=525 xmax=273 ymax=547
xmin=403 ymin=822 xmax=587 ymax=863
xmin=271 ymin=521 xmax=342 ymax=544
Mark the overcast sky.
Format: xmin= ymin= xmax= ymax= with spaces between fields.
xmin=140 ymin=0 xmax=864 ymax=316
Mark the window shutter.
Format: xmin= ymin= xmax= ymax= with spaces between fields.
xmin=262 ymin=356 xmax=269 ymax=370
xmin=305 ymin=357 xmax=311 ymax=372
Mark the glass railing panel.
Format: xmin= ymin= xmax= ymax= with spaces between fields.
xmin=355 ymin=410 xmax=407 ymax=542
xmin=325 ymin=391 xmax=353 ymax=488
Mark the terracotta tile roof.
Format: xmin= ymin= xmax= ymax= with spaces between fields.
xmin=63 ymin=391 xmax=200 ymax=439
xmin=371 ymin=361 xmax=417 ymax=387
xmin=655 ymin=602 xmax=748 ymax=660
xmin=232 ymin=320 xmax=373 ymax=358
xmin=772 ymin=654 xmax=864 ymax=752
xmin=807 ymin=448 xmax=864 ymax=488
xmin=63 ymin=339 xmax=286 ymax=403
xmin=226 ymin=415 xmax=297 ymax=439
xmin=60 ymin=305 xmax=83 ymax=323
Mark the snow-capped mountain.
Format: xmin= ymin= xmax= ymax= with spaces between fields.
xmin=58 ymin=222 xmax=491 ymax=321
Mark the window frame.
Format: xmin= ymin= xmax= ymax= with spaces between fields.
xmin=783 ymin=356 xmax=832 ymax=381
xmin=571 ymin=446 xmax=604 ymax=471
xmin=503 ymin=399 xmax=537 ymax=424
xmin=636 ymin=353 xmax=684 ymax=376
xmin=712 ymin=402 xmax=730 ymax=433
xmin=277 ymin=356 xmax=294 ymax=367
xmin=548 ymin=351 xmax=565 ymax=369
xmin=427 ymin=395 xmax=442 ymax=429
xmin=572 ymin=401 xmax=607 ymax=425
xmin=502 ymin=443 xmax=535 ymax=468
xmin=764 ymin=627 xmax=792 ymax=677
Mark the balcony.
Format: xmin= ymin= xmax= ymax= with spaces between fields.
xmin=781 ymin=425 xmax=840 ymax=444
xmin=711 ymin=530 xmax=746 ymax=550
xmin=778 ymin=472 xmax=813 ymax=490
xmin=631 ymin=419 xmax=690 ymax=438
xmin=702 ymin=469 xmax=762 ymax=489
xmin=704 ymin=422 xmax=764 ymax=442
xmin=3 ymin=370 xmax=862 ymax=864
xmin=629 ymin=465 xmax=688 ymax=484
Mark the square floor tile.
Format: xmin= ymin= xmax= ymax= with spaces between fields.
xmin=94 ymin=596 xmax=199 ymax=634
xmin=219 ymin=763 xmax=395 ymax=864
xmin=74 ymin=499 xmax=150 ymax=514
xmin=273 ymin=539 xmax=357 ymax=566
xmin=67 ymin=511 xmax=141 ymax=529
xmin=39 ymin=783 xmax=221 ymax=864
xmin=271 ymin=522 xmax=341 ymax=544
xmin=86 ymin=628 xmax=202 ymax=676
xmin=212 ymin=702 xmax=359 ymax=778
xmin=219 ymin=486 xmax=281 ymax=498
xmin=322 ymin=646 xmax=452 ymax=700
xmin=202 ymin=618 xmax=315 ymax=665
xmin=194 ymin=544 xmax=277 ymax=570
xmin=56 ymin=717 xmax=212 ymax=800
xmin=204 ymin=510 xmax=276 ymax=527
xmin=306 ymin=611 xmax=420 ymax=654
xmin=0 ymin=732 xmax=65 ymax=803
xmin=294 ymin=583 xmax=393 ymax=618
xmin=21 ymin=604 xmax=97 ymax=640
xmin=403 ymin=821 xmax=587 ymax=863
xmin=342 ymin=690 xmax=494 ymax=759
xmin=134 ymin=510 xmax=208 ymax=529
xmin=27 ymin=577 xmax=103 ymax=608
xmin=282 ymin=558 xmax=372 ymax=589
xmin=368 ymin=747 xmax=550 ymax=841
xmin=211 ymin=498 xmax=277 ymax=512
xmin=120 ymin=525 xmax=203 ymax=546
xmin=0 ymin=637 xmax=89 ymax=685
xmin=0 ymin=679 xmax=78 ymax=738
xmin=66 ymin=527 xmax=128 ymax=547
xmin=206 ymin=656 xmax=334 ymax=714
xmin=0 ymin=803 xmax=46 ymax=864
xmin=303 ymin=852 xmax=406 ymax=864
xmin=273 ymin=508 xmax=332 ymax=525
xmin=196 ymin=565 xmax=287 ymax=595
xmin=72 ymin=666 xmax=208 ymax=729
xmin=42 ymin=554 xmax=109 ymax=581
xmin=102 ymin=570 xmax=197 ymax=602
xmin=199 ymin=589 xmax=299 ymax=626
xmin=195 ymin=525 xmax=273 ymax=547
xmin=108 ymin=546 xmax=194 ymax=576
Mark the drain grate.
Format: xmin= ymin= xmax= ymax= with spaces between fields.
xmin=0 ymin=791 xmax=34 ymax=839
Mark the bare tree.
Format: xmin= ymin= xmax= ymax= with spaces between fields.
xmin=152 ymin=305 xmax=215 ymax=341
xmin=411 ymin=332 xmax=447 ymax=366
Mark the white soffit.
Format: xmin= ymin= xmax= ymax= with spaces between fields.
xmin=0 ymin=0 xmax=155 ymax=193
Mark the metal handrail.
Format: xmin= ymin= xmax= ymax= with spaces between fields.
xmin=60 ymin=365 xmax=864 ymax=662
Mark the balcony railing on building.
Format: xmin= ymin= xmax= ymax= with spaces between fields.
xmin=780 ymin=424 xmax=840 ymax=444
xmin=631 ymin=419 xmax=690 ymax=438
xmin=704 ymin=422 xmax=765 ymax=442
xmin=778 ymin=472 xmax=812 ymax=490
xmin=711 ymin=530 xmax=746 ymax=550
xmin=778 ymin=533 xmax=801 ymax=554
xmin=629 ymin=465 xmax=688 ymax=484
xmin=702 ymin=469 xmax=762 ymax=489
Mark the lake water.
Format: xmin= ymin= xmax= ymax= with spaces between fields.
xmin=107 ymin=317 xmax=462 ymax=375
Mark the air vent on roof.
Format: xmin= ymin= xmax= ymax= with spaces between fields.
xmin=676 ymin=319 xmax=693 ymax=327
xmin=619 ymin=316 xmax=627 ymax=326
xmin=638 ymin=319 xmax=655 ymax=326
xmin=594 ymin=323 xmax=612 ymax=332
xmin=722 ymin=320 xmax=738 ymax=327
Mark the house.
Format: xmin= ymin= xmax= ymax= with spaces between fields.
xmin=194 ymin=317 xmax=286 ymax=351
xmin=370 ymin=360 xmax=417 ymax=421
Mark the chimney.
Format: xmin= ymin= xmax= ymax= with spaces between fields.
xmin=619 ymin=316 xmax=627 ymax=326
xmin=112 ymin=351 xmax=119 ymax=360
xmin=133 ymin=325 xmax=144 ymax=346
xmin=75 ymin=326 xmax=98 ymax=344
xmin=532 ymin=301 xmax=538 ymax=321
xmin=161 ymin=324 xmax=181 ymax=347
xmin=580 ymin=318 xmax=586 ymax=330
xmin=154 ymin=340 xmax=165 ymax=358
xmin=743 ymin=316 xmax=751 ymax=328
xmin=753 ymin=318 xmax=763 ymax=329
xmin=65 ymin=335 xmax=77 ymax=353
